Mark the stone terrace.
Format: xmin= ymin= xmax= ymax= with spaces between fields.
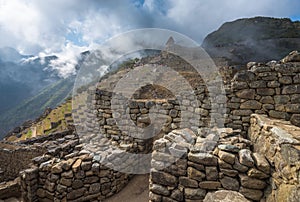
xmin=0 ymin=50 xmax=300 ymax=201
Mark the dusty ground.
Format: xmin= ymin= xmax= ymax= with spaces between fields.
xmin=105 ymin=174 xmax=149 ymax=202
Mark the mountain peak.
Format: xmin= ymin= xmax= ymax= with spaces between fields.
xmin=0 ymin=47 xmax=23 ymax=62
xmin=202 ymin=16 xmax=300 ymax=64
xmin=166 ymin=36 xmax=175 ymax=46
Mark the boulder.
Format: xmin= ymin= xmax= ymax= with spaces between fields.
xmin=204 ymin=190 xmax=250 ymax=202
xmin=281 ymin=51 xmax=300 ymax=63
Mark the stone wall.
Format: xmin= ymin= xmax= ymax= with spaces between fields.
xmin=93 ymin=89 xmax=212 ymax=154
xmin=91 ymin=59 xmax=300 ymax=141
xmin=249 ymin=114 xmax=300 ymax=202
xmin=20 ymin=152 xmax=131 ymax=202
xmin=19 ymin=131 xmax=132 ymax=202
xmin=0 ymin=178 xmax=21 ymax=199
xmin=0 ymin=130 xmax=75 ymax=183
xmin=0 ymin=143 xmax=46 ymax=182
xmin=6 ymin=52 xmax=300 ymax=201
xmin=149 ymin=128 xmax=272 ymax=202
xmin=227 ymin=61 xmax=300 ymax=135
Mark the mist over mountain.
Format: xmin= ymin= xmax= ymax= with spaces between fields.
xmin=1 ymin=16 xmax=300 ymax=138
xmin=202 ymin=17 xmax=300 ymax=64
xmin=0 ymin=49 xmax=59 ymax=113
xmin=0 ymin=47 xmax=29 ymax=62
xmin=0 ymin=48 xmax=85 ymax=136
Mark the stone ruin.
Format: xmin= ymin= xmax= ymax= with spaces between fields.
xmin=0 ymin=49 xmax=300 ymax=202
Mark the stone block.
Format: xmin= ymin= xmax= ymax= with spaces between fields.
xmin=239 ymin=149 xmax=254 ymax=167
xmin=236 ymin=89 xmax=255 ymax=99
xmin=249 ymin=80 xmax=266 ymax=88
xmin=291 ymin=114 xmax=300 ymax=127
xmin=282 ymin=84 xmax=300 ymax=94
xmin=220 ymin=176 xmax=239 ymax=191
xmin=233 ymin=157 xmax=248 ymax=173
xmin=286 ymin=104 xmax=300 ymax=113
xmin=240 ymin=187 xmax=263 ymax=201
xmin=218 ymin=150 xmax=236 ymax=165
xmin=72 ymin=159 xmax=82 ymax=172
xmin=206 ymin=166 xmax=218 ymax=180
xmin=184 ymin=188 xmax=206 ymax=200
xmin=199 ymin=181 xmax=221 ymax=190
xmin=187 ymin=167 xmax=205 ymax=181
xmin=220 ymin=168 xmax=238 ymax=177
xmin=179 ymin=177 xmax=198 ymax=188
xmin=257 ymin=88 xmax=275 ymax=96
xmin=239 ymin=175 xmax=267 ymax=189
xmin=150 ymin=184 xmax=170 ymax=196
xmin=240 ymin=100 xmax=262 ymax=110
xmin=269 ymin=110 xmax=289 ymax=120
xmin=252 ymin=153 xmax=270 ymax=174
xmin=247 ymin=168 xmax=269 ymax=179
xmin=232 ymin=110 xmax=253 ymax=116
xmin=67 ymin=187 xmax=86 ymax=200
xmin=260 ymin=96 xmax=274 ymax=104
xmin=188 ymin=152 xmax=218 ymax=166
xmin=170 ymin=189 xmax=183 ymax=201
xmin=151 ymin=170 xmax=177 ymax=186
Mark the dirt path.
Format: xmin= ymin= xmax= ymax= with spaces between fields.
xmin=31 ymin=127 xmax=37 ymax=138
xmin=105 ymin=174 xmax=149 ymax=202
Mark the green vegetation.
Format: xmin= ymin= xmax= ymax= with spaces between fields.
xmin=3 ymin=55 xmax=155 ymax=142
xmin=0 ymin=77 xmax=74 ymax=139
xmin=119 ymin=58 xmax=139 ymax=70
xmin=8 ymin=99 xmax=73 ymax=142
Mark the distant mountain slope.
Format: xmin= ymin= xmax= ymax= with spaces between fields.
xmin=0 ymin=77 xmax=74 ymax=139
xmin=202 ymin=17 xmax=300 ymax=64
xmin=0 ymin=47 xmax=27 ymax=62
xmin=0 ymin=51 xmax=60 ymax=113
xmin=4 ymin=98 xmax=73 ymax=142
xmin=0 ymin=48 xmax=91 ymax=137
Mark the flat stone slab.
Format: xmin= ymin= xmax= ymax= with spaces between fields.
xmin=251 ymin=114 xmax=300 ymax=144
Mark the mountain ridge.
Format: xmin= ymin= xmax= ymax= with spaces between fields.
xmin=2 ymin=16 xmax=300 ymax=138
xmin=202 ymin=16 xmax=300 ymax=64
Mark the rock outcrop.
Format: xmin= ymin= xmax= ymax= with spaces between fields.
xmin=202 ymin=17 xmax=300 ymax=64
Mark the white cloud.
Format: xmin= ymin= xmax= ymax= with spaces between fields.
xmin=163 ymin=0 xmax=300 ymax=41
xmin=47 ymin=42 xmax=88 ymax=78
xmin=0 ymin=0 xmax=299 ymax=77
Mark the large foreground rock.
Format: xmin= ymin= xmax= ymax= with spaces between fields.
xmin=204 ymin=190 xmax=250 ymax=202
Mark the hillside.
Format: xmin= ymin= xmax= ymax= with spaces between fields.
xmin=0 ymin=77 xmax=74 ymax=139
xmin=0 ymin=49 xmax=92 ymax=137
xmin=4 ymin=99 xmax=73 ymax=142
xmin=3 ymin=16 xmax=300 ymax=140
xmin=202 ymin=17 xmax=300 ymax=64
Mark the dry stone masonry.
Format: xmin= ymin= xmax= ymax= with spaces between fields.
xmin=249 ymin=114 xmax=300 ymax=202
xmin=149 ymin=127 xmax=271 ymax=202
xmin=0 ymin=50 xmax=299 ymax=201
xmin=227 ymin=60 xmax=300 ymax=135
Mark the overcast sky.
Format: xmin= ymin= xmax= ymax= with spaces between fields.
xmin=0 ymin=0 xmax=299 ymax=76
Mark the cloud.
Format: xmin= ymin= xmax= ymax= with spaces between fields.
xmin=0 ymin=0 xmax=299 ymax=77
xmin=47 ymin=42 xmax=88 ymax=78
xmin=162 ymin=0 xmax=300 ymax=41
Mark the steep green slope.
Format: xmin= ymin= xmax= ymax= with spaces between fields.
xmin=0 ymin=77 xmax=74 ymax=139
